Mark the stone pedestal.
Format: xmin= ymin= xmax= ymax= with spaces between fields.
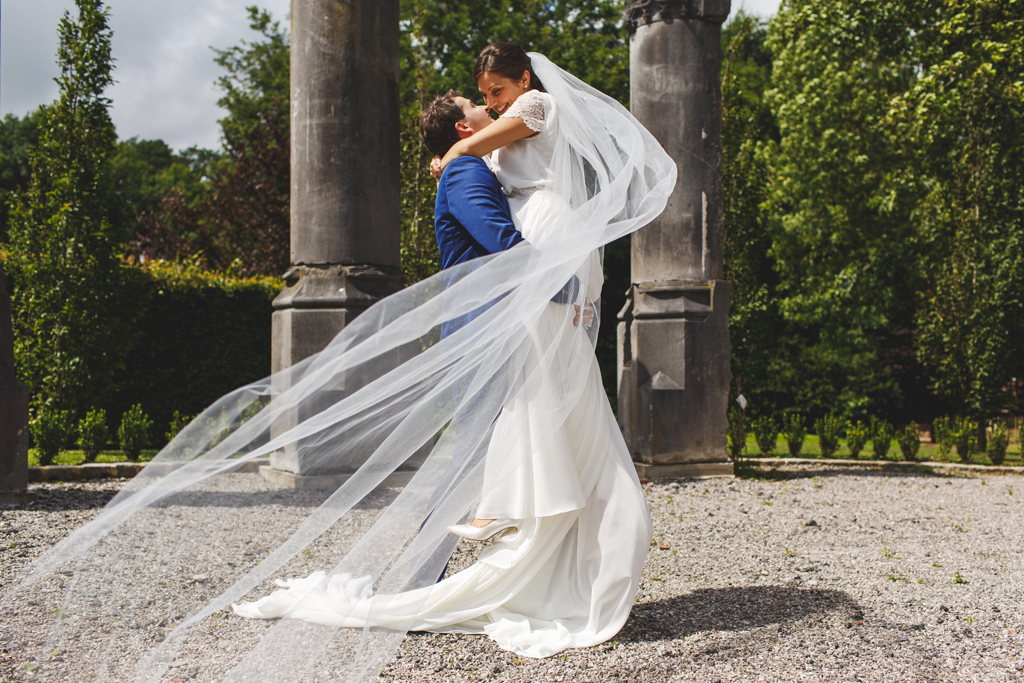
xmin=264 ymin=0 xmax=403 ymax=487
xmin=0 ymin=265 xmax=34 ymax=504
xmin=618 ymin=0 xmax=733 ymax=478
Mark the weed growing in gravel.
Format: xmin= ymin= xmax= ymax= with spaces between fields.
xmin=952 ymin=572 xmax=968 ymax=584
xmin=881 ymin=548 xmax=900 ymax=559
xmin=932 ymin=562 xmax=943 ymax=567
xmin=784 ymin=547 xmax=797 ymax=557
xmin=886 ymin=572 xmax=908 ymax=582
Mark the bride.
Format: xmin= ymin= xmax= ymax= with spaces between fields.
xmin=11 ymin=44 xmax=676 ymax=682
xmin=233 ymin=42 xmax=657 ymax=656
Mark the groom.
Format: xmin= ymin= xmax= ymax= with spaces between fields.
xmin=418 ymin=91 xmax=582 ymax=328
xmin=418 ymin=90 xmax=523 ymax=275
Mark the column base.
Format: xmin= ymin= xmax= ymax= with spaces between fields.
xmin=634 ymin=461 xmax=733 ymax=480
xmin=0 ymin=490 xmax=36 ymax=505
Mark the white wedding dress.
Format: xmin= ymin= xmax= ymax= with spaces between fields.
xmin=232 ymin=89 xmax=654 ymax=658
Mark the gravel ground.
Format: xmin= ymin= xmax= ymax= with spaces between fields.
xmin=2 ymin=464 xmax=1023 ymax=682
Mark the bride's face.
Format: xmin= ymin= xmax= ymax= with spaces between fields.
xmin=477 ymin=70 xmax=531 ymax=117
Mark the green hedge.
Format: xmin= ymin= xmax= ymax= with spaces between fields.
xmin=105 ymin=259 xmax=279 ymax=446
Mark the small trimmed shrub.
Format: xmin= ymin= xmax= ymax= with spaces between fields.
xmin=30 ymin=409 xmax=75 ymax=467
xmin=846 ymin=420 xmax=869 ymax=459
xmin=952 ymin=418 xmax=978 ymax=463
xmin=77 ymin=409 xmax=109 ymax=463
xmin=896 ymin=424 xmax=920 ymax=462
xmin=783 ymin=413 xmax=806 ymax=458
xmin=118 ymin=404 xmax=153 ymax=462
xmin=165 ymin=410 xmax=195 ymax=443
xmin=933 ymin=416 xmax=954 ymax=460
xmin=870 ymin=417 xmax=895 ymax=460
xmin=815 ymin=413 xmax=842 ymax=459
xmin=751 ymin=417 xmax=779 ymax=457
xmin=986 ymin=422 xmax=1010 ymax=466
xmin=727 ymin=407 xmax=746 ymax=463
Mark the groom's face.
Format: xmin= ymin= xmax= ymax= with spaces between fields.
xmin=454 ymin=96 xmax=492 ymax=139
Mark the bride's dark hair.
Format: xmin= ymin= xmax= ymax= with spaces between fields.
xmin=473 ymin=42 xmax=546 ymax=92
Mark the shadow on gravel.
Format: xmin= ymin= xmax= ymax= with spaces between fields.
xmin=620 ymin=585 xmax=863 ymax=643
xmin=5 ymin=488 xmax=396 ymax=512
xmin=146 ymin=489 xmax=396 ymax=510
xmin=737 ymin=465 xmax=956 ymax=481
xmin=8 ymin=487 xmax=120 ymax=512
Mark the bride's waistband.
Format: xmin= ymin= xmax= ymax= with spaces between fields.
xmin=502 ymin=185 xmax=545 ymax=201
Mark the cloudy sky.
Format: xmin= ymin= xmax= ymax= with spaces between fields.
xmin=2 ymin=0 xmax=780 ymax=153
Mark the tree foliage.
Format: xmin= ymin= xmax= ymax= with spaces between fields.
xmin=763 ymin=0 xmax=927 ymax=421
xmin=892 ymin=0 xmax=1024 ymax=420
xmin=721 ymin=12 xmax=782 ymax=414
xmin=130 ymin=7 xmax=289 ymax=276
xmin=3 ymin=0 xmax=135 ymax=416
xmin=0 ymin=110 xmax=44 ymax=243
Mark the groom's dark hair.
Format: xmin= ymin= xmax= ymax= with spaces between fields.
xmin=419 ymin=90 xmax=465 ymax=157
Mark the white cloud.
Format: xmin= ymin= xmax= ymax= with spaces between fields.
xmin=1 ymin=0 xmax=290 ymax=152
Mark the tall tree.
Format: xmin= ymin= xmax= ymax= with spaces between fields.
xmin=893 ymin=0 xmax=1024 ymax=425
xmin=763 ymin=0 xmax=926 ymax=420
xmin=3 ymin=0 xmax=134 ymax=414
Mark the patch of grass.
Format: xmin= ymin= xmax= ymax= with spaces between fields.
xmin=742 ymin=433 xmax=1022 ymax=467
xmin=28 ymin=449 xmax=158 ymax=467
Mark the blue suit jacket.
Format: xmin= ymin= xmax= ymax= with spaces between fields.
xmin=434 ymin=156 xmax=524 ymax=270
xmin=435 ymin=157 xmax=524 ymax=338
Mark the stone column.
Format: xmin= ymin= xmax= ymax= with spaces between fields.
xmin=618 ymin=0 xmax=733 ymax=479
xmin=273 ymin=0 xmax=402 ymax=373
xmin=0 ymin=265 xmax=34 ymax=504
xmin=264 ymin=0 xmax=403 ymax=487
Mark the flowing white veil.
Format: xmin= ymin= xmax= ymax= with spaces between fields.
xmin=6 ymin=54 xmax=676 ymax=682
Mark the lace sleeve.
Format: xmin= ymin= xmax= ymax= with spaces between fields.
xmin=501 ymin=90 xmax=546 ymax=133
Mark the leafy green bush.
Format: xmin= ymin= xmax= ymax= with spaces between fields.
xmin=986 ymin=422 xmax=1010 ymax=466
xmin=933 ymin=416 xmax=954 ymax=460
xmin=952 ymin=418 xmax=978 ymax=463
xmin=107 ymin=259 xmax=278 ymax=446
xmin=896 ymin=424 xmax=920 ymax=462
xmin=846 ymin=420 xmax=869 ymax=459
xmin=118 ymin=404 xmax=153 ymax=461
xmin=165 ymin=410 xmax=195 ymax=443
xmin=77 ymin=409 xmax=109 ymax=463
xmin=870 ymin=417 xmax=895 ymax=460
xmin=727 ymin=407 xmax=746 ymax=463
xmin=30 ymin=408 xmax=75 ymax=467
xmin=815 ymin=413 xmax=842 ymax=458
xmin=751 ymin=417 xmax=779 ymax=457
xmin=783 ymin=413 xmax=806 ymax=458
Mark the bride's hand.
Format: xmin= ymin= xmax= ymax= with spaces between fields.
xmin=572 ymin=303 xmax=595 ymax=328
xmin=429 ymin=156 xmax=442 ymax=181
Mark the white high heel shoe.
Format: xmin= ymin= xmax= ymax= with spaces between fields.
xmin=448 ymin=518 xmax=522 ymax=541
